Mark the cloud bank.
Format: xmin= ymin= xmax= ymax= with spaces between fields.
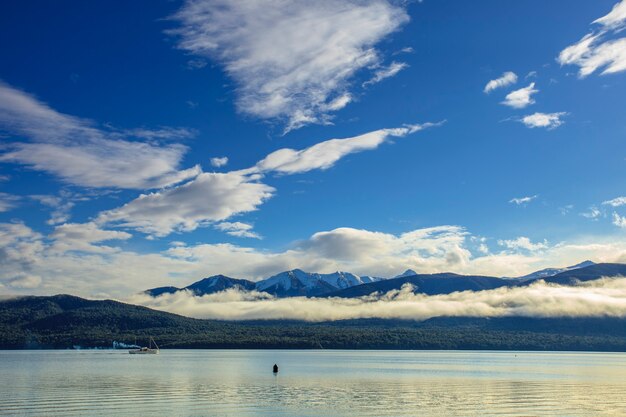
xmin=5 ymin=219 xmax=626 ymax=298
xmin=129 ymin=278 xmax=626 ymax=322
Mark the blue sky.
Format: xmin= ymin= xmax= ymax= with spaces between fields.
xmin=1 ymin=0 xmax=626 ymax=297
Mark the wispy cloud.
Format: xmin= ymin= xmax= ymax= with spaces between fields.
xmin=117 ymin=127 xmax=197 ymax=141
xmin=581 ymin=206 xmax=602 ymax=220
xmin=31 ymin=192 xmax=77 ymax=225
xmin=613 ymin=212 xmax=626 ymax=228
xmin=0 ymin=193 xmax=20 ymax=213
xmin=0 ymin=81 xmax=199 ymax=189
xmin=49 ymin=222 xmax=132 ymax=254
xmin=363 ymin=61 xmax=408 ymax=87
xmin=97 ymin=123 xmax=441 ymax=237
xmin=501 ymin=82 xmax=538 ymax=108
xmin=215 ymin=221 xmax=261 ymax=239
xmin=250 ymin=122 xmax=442 ymax=175
xmin=498 ymin=236 xmax=548 ymax=252
xmin=484 ymin=71 xmax=518 ymax=94
xmin=558 ymin=0 xmax=626 ymax=77
xmin=520 ymin=112 xmax=567 ymax=129
xmin=169 ymin=0 xmax=410 ymax=132
xmin=603 ymin=196 xmax=626 ymax=207
xmin=509 ymin=195 xmax=538 ymax=205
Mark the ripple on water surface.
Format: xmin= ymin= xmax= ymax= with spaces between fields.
xmin=0 ymin=350 xmax=625 ymax=416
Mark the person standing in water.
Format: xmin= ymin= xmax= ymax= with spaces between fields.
xmin=273 ymin=364 xmax=279 ymax=373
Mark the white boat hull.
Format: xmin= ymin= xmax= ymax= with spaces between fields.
xmin=128 ymin=348 xmax=159 ymax=354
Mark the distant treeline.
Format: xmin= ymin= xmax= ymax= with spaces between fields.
xmin=1 ymin=295 xmax=625 ymax=351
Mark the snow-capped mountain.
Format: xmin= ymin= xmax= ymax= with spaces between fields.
xmin=514 ymin=260 xmax=595 ymax=281
xmin=255 ymin=269 xmax=382 ymax=297
xmin=185 ymin=275 xmax=255 ymax=295
xmin=144 ymin=261 xmax=605 ymax=299
xmin=146 ymin=269 xmax=384 ymax=298
xmin=145 ymin=274 xmax=254 ymax=297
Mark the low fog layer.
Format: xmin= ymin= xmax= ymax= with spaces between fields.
xmin=128 ymin=277 xmax=626 ymax=322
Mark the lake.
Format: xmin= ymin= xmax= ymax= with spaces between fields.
xmin=0 ymin=350 xmax=624 ymax=416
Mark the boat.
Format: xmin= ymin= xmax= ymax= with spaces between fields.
xmin=129 ymin=337 xmax=159 ymax=354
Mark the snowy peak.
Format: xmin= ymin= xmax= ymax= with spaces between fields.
xmin=184 ymin=275 xmax=255 ymax=295
xmin=255 ymin=269 xmax=332 ymax=296
xmin=319 ymin=271 xmax=365 ymax=289
xmin=516 ymin=260 xmax=596 ymax=281
xmin=254 ymin=270 xmax=383 ymax=297
xmin=394 ymin=269 xmax=418 ymax=279
xmin=360 ymin=275 xmax=383 ymax=284
xmin=146 ymin=269 xmax=387 ymax=298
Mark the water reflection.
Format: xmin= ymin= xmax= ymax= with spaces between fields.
xmin=0 ymin=350 xmax=625 ymax=416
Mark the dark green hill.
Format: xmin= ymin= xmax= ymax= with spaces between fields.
xmin=2 ymin=294 xmax=626 ymax=351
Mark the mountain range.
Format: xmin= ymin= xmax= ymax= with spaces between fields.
xmin=146 ymin=269 xmax=382 ymax=298
xmin=3 ymin=261 xmax=626 ymax=351
xmin=145 ymin=260 xmax=603 ymax=298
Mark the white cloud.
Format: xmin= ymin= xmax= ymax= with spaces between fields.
xmin=30 ymin=191 xmax=84 ymax=225
xmin=118 ymin=127 xmax=197 ymax=141
xmin=501 ymin=82 xmax=538 ymax=108
xmin=613 ymin=212 xmax=626 ymax=228
xmin=130 ymin=278 xmax=626 ymax=322
xmin=593 ymin=0 xmax=626 ymax=30
xmin=521 ymin=112 xmax=567 ymax=129
xmin=251 ymin=123 xmax=441 ymax=175
xmin=98 ymin=123 xmax=440 ymax=237
xmin=8 ymin=274 xmax=42 ymax=289
xmin=363 ymin=61 xmax=408 ymax=87
xmin=49 ymin=222 xmax=132 ymax=254
xmin=0 ymin=193 xmax=19 ymax=213
xmin=169 ymin=0 xmax=410 ymax=131
xmin=5 ymin=220 xmax=626 ymax=298
xmin=509 ymin=195 xmax=538 ymax=205
xmin=394 ymin=46 xmax=414 ymax=55
xmin=210 ymin=156 xmax=229 ymax=168
xmin=215 ymin=221 xmax=261 ymax=239
xmin=558 ymin=1 xmax=626 ymax=77
xmin=97 ymin=172 xmax=275 ymax=237
xmin=581 ymin=206 xmax=602 ymax=220
xmin=603 ymin=197 xmax=626 ymax=207
xmin=0 ymin=81 xmax=199 ymax=189
xmin=484 ymin=71 xmax=518 ymax=94
xmin=498 ymin=237 xmax=548 ymax=252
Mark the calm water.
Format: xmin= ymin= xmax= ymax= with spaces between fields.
xmin=0 ymin=350 xmax=625 ymax=416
